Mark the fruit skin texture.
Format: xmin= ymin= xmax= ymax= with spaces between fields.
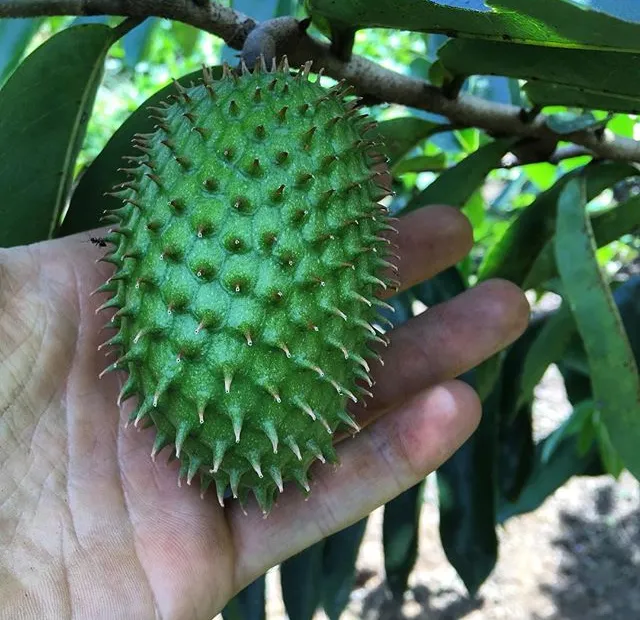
xmin=97 ymin=60 xmax=394 ymax=514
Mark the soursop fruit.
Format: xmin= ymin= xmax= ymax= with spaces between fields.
xmin=96 ymin=58 xmax=396 ymax=514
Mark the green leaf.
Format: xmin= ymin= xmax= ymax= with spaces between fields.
xmin=401 ymin=138 xmax=515 ymax=215
xmin=321 ymin=518 xmax=368 ymax=620
xmin=71 ymin=15 xmax=111 ymax=26
xmin=499 ymin=314 xmax=547 ymax=418
xmin=280 ymin=520 xmax=369 ymax=620
xmin=576 ymin=414 xmax=597 ymax=456
xmin=545 ymin=111 xmax=607 ymax=135
xmin=455 ymin=127 xmax=480 ymax=153
xmin=516 ymin=304 xmax=575 ymax=409
xmin=0 ymin=24 xmax=117 ymax=248
xmin=376 ymin=117 xmax=446 ymax=167
xmin=462 ymin=189 xmax=485 ymax=230
xmin=525 ymin=82 xmax=640 ymax=114
xmin=221 ymin=576 xmax=266 ymax=620
xmin=408 ymin=57 xmax=431 ymax=81
xmin=59 ymin=67 xmax=223 ymax=237
xmin=494 ymin=316 xmax=550 ymax=502
xmin=0 ymin=17 xmax=43 ymax=86
xmin=554 ymin=176 xmax=640 ymax=479
xmin=172 ymin=22 xmax=201 ymax=57
xmin=304 ymin=0 xmax=332 ymax=37
xmin=592 ymin=412 xmax=626 ymax=478
xmin=382 ymin=483 xmax=424 ymax=600
xmin=377 ymin=290 xmax=413 ymax=330
xmin=608 ymin=113 xmax=637 ymax=138
xmin=559 ymin=273 xmax=640 ymax=479
xmin=558 ymin=361 xmax=593 ymax=403
xmin=524 ymin=192 xmax=640 ymax=289
xmin=478 ymin=161 xmax=637 ymax=285
xmin=523 ymin=163 xmax=557 ymax=192
xmin=437 ymin=370 xmax=499 ymax=595
xmin=122 ymin=18 xmax=159 ymax=68
xmin=438 ymin=38 xmax=640 ymax=114
xmin=558 ymin=275 xmax=640 ymax=382
xmin=538 ymin=396 xmax=596 ymax=461
xmin=540 ymin=400 xmax=595 ymax=465
xmin=276 ymin=0 xmax=299 ymax=17
xmin=471 ymin=251 xmax=539 ymax=406
xmin=307 ymin=0 xmax=640 ymax=52
xmin=614 ymin=275 xmax=640 ymax=363
xmin=497 ymin=403 xmax=534 ymax=502
xmin=474 ymin=352 xmax=505 ymax=402
xmin=280 ymin=542 xmax=324 ymax=620
xmin=393 ymin=153 xmax=446 ymax=175
xmin=325 ymin=23 xmax=357 ymax=61
xmin=411 ymin=265 xmax=466 ymax=307
xmin=428 ymin=59 xmax=452 ymax=88
xmin=305 ymin=0 xmax=359 ymax=59
xmin=497 ymin=421 xmax=604 ymax=523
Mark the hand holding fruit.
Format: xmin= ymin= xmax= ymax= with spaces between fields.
xmin=0 ymin=198 xmax=528 ymax=618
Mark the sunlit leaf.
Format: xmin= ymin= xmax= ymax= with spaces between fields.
xmin=393 ymin=153 xmax=446 ymax=175
xmin=376 ymin=116 xmax=446 ymax=166
xmin=478 ymin=162 xmax=636 ymax=285
xmin=307 ymin=0 xmax=640 ymax=52
xmin=524 ymin=192 xmax=640 ymax=289
xmin=0 ymin=24 xmax=117 ymax=247
xmin=555 ymin=176 xmax=640 ymax=479
xmin=438 ymin=38 xmax=640 ymax=114
xmin=526 ymin=82 xmax=640 ymax=114
xmin=401 ymin=137 xmax=514 ymax=214
xmin=592 ymin=412 xmax=626 ymax=478
xmin=172 ymin=22 xmax=201 ymax=57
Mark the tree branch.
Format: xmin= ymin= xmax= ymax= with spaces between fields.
xmin=501 ymin=144 xmax=595 ymax=169
xmin=3 ymin=0 xmax=640 ymax=163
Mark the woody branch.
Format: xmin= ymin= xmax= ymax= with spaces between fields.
xmin=2 ymin=0 xmax=640 ymax=163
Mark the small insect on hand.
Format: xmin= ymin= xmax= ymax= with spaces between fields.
xmin=89 ymin=237 xmax=107 ymax=248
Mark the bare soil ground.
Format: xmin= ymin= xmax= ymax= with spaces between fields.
xmin=262 ymin=365 xmax=640 ymax=620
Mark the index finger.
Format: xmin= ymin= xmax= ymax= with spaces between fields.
xmin=378 ymin=204 xmax=473 ymax=297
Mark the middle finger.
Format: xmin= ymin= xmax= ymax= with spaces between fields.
xmin=350 ymin=278 xmax=530 ymax=430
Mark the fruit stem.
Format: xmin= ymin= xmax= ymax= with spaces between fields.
xmin=239 ymin=16 xmax=305 ymax=71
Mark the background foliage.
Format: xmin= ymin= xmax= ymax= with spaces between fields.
xmin=1 ymin=0 xmax=639 ymax=617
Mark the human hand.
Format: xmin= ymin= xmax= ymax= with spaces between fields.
xmin=0 ymin=204 xmax=529 ymax=620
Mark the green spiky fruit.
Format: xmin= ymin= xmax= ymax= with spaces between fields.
xmin=97 ymin=59 xmax=395 ymax=514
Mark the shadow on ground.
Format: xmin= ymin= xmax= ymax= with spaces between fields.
xmin=355 ymin=579 xmax=483 ymax=620
xmin=349 ymin=478 xmax=639 ymax=620
xmin=541 ymin=482 xmax=640 ymax=620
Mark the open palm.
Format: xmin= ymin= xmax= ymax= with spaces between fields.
xmin=0 ymin=204 xmax=528 ymax=620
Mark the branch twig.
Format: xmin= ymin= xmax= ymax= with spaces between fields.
xmin=3 ymin=0 xmax=640 ymax=163
xmin=501 ymin=144 xmax=595 ymax=169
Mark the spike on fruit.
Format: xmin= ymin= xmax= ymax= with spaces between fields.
xmin=96 ymin=59 xmax=394 ymax=514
